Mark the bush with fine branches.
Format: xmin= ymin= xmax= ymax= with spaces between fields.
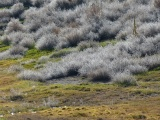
xmin=154 ymin=0 xmax=160 ymax=8
xmin=10 ymin=3 xmax=24 ymax=18
xmin=18 ymin=35 xmax=160 ymax=82
xmin=35 ymin=34 xmax=58 ymax=50
xmin=0 ymin=0 xmax=156 ymax=51
xmin=5 ymin=19 xmax=25 ymax=34
xmin=2 ymin=0 xmax=160 ymax=84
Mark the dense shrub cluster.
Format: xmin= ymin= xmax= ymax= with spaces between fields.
xmin=5 ymin=19 xmax=25 ymax=34
xmin=0 ymin=0 xmax=49 ymax=22
xmin=1 ymin=0 xmax=157 ymax=51
xmin=0 ymin=9 xmax=11 ymax=23
xmin=18 ymin=35 xmax=160 ymax=82
xmin=55 ymin=0 xmax=85 ymax=10
xmin=35 ymin=34 xmax=58 ymax=50
xmin=10 ymin=3 xmax=24 ymax=18
xmin=1 ymin=0 xmax=160 ymax=83
xmin=0 ymin=2 xmax=25 ymax=24
xmin=0 ymin=0 xmax=48 ymax=7
xmin=78 ymin=41 xmax=99 ymax=51
xmin=0 ymin=0 xmax=15 ymax=7
xmin=154 ymin=0 xmax=160 ymax=8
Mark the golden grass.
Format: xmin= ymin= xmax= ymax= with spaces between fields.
xmin=7 ymin=96 xmax=160 ymax=120
xmin=37 ymin=96 xmax=158 ymax=120
xmin=0 ymin=59 xmax=17 ymax=68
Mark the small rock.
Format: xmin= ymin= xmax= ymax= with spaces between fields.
xmin=31 ymin=111 xmax=37 ymax=114
xmin=11 ymin=112 xmax=15 ymax=115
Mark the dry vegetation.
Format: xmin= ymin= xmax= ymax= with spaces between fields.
xmin=0 ymin=0 xmax=160 ymax=119
xmin=0 ymin=58 xmax=160 ymax=120
xmin=0 ymin=0 xmax=160 ymax=82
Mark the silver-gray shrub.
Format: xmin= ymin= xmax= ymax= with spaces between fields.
xmin=9 ymin=3 xmax=24 ymax=17
xmin=0 ymin=0 xmax=14 ymax=7
xmin=1 ymin=35 xmax=11 ymax=45
xmin=6 ymin=32 xmax=29 ymax=45
xmin=30 ymin=0 xmax=51 ymax=7
xmin=23 ymin=7 xmax=46 ymax=32
xmin=0 ymin=9 xmax=11 ymax=22
xmin=154 ymin=0 xmax=160 ymax=8
xmin=99 ymin=21 xmax=122 ymax=40
xmin=55 ymin=0 xmax=85 ymax=10
xmin=38 ymin=62 xmax=68 ymax=80
xmin=0 ymin=0 xmax=33 ymax=7
xmin=0 ymin=49 xmax=24 ymax=60
xmin=78 ymin=41 xmax=99 ymax=51
xmin=7 ymin=0 xmax=124 ymax=50
xmin=0 ymin=50 xmax=11 ymax=60
xmin=113 ymin=72 xmax=137 ymax=87
xmin=5 ymin=19 xmax=25 ymax=34
xmin=140 ymin=54 xmax=160 ymax=70
xmin=19 ymin=36 xmax=35 ymax=49
xmin=18 ymin=70 xmax=44 ymax=81
xmin=3 ymin=0 xmax=158 ymax=52
xmin=19 ymin=34 xmax=160 ymax=81
xmin=138 ymin=22 xmax=160 ymax=37
xmin=65 ymin=28 xmax=86 ymax=46
xmin=8 ymin=65 xmax=24 ymax=73
xmin=87 ymin=68 xmax=112 ymax=82
xmin=35 ymin=34 xmax=58 ymax=50
xmin=0 ymin=9 xmax=11 ymax=18
xmin=9 ymin=45 xmax=27 ymax=56
xmin=34 ymin=23 xmax=57 ymax=40
xmin=38 ymin=56 xmax=49 ymax=64
xmin=3 ymin=0 xmax=160 ymax=82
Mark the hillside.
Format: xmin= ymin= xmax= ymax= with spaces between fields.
xmin=0 ymin=0 xmax=160 ymax=120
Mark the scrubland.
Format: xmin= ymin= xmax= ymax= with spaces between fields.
xmin=0 ymin=0 xmax=160 ymax=119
